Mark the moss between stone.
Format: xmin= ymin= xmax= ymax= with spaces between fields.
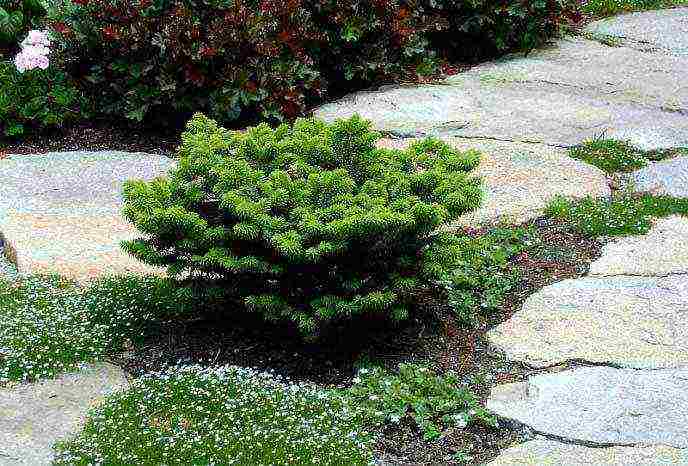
xmin=568 ymin=139 xmax=687 ymax=174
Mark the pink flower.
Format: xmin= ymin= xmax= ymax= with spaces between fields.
xmin=14 ymin=30 xmax=51 ymax=73
xmin=21 ymin=30 xmax=51 ymax=48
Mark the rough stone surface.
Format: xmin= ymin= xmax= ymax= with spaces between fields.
xmin=589 ymin=216 xmax=688 ymax=277
xmin=627 ymin=156 xmax=688 ymax=198
xmin=0 ymin=363 xmax=129 ymax=465
xmin=315 ymin=36 xmax=688 ymax=150
xmin=378 ymin=138 xmax=611 ymax=225
xmin=0 ymin=151 xmax=176 ymax=281
xmin=585 ymin=8 xmax=688 ymax=56
xmin=487 ymin=275 xmax=688 ymax=369
xmin=488 ymin=438 xmax=688 ymax=465
xmin=487 ymin=366 xmax=688 ymax=448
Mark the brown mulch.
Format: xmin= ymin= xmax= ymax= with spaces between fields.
xmin=2 ymin=122 xmax=180 ymax=157
xmin=107 ymin=218 xmax=604 ymax=466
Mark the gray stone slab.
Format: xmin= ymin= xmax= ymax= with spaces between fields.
xmin=315 ymin=37 xmax=688 ymax=150
xmin=378 ymin=138 xmax=610 ymax=226
xmin=627 ymin=156 xmax=688 ymax=198
xmin=0 ymin=363 xmax=128 ymax=465
xmin=487 ymin=367 xmax=688 ymax=448
xmin=585 ymin=8 xmax=688 ymax=56
xmin=488 ymin=438 xmax=688 ymax=465
xmin=487 ymin=275 xmax=688 ymax=369
xmin=0 ymin=151 xmax=176 ymax=281
xmin=589 ymin=216 xmax=688 ymax=277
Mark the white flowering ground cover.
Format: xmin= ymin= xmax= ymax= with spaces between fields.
xmin=53 ymin=365 xmax=376 ymax=466
xmin=0 ymin=274 xmax=186 ymax=384
xmin=0 ymin=275 xmax=119 ymax=383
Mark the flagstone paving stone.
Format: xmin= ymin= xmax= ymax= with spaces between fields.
xmin=487 ymin=275 xmax=688 ymax=369
xmin=0 ymin=363 xmax=128 ymax=465
xmin=487 ymin=439 xmax=688 ymax=465
xmin=315 ymin=37 xmax=688 ymax=150
xmin=487 ymin=366 xmax=688 ymax=449
xmin=0 ymin=151 xmax=175 ymax=282
xmin=589 ymin=216 xmax=688 ymax=277
xmin=584 ymin=7 xmax=688 ymax=56
xmin=627 ymin=156 xmax=688 ymax=198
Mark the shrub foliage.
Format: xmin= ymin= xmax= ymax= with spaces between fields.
xmin=47 ymin=0 xmax=573 ymax=126
xmin=122 ymin=114 xmax=482 ymax=336
xmin=0 ymin=0 xmax=45 ymax=47
xmin=0 ymin=60 xmax=85 ymax=137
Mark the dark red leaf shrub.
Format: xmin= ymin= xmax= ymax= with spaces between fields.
xmin=47 ymin=0 xmax=574 ymax=127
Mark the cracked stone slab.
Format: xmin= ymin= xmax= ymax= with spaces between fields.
xmin=487 ymin=275 xmax=688 ymax=369
xmin=0 ymin=363 xmax=128 ymax=465
xmin=0 ymin=151 xmax=176 ymax=282
xmin=314 ymin=37 xmax=688 ymax=150
xmin=487 ymin=438 xmax=688 ymax=465
xmin=487 ymin=367 xmax=688 ymax=448
xmin=590 ymin=216 xmax=688 ymax=277
xmin=585 ymin=8 xmax=688 ymax=56
xmin=627 ymin=156 xmax=688 ymax=198
xmin=378 ymin=138 xmax=610 ymax=225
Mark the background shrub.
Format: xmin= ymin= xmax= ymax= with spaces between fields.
xmin=0 ymin=0 xmax=46 ymax=49
xmin=0 ymin=59 xmax=86 ymax=137
xmin=46 ymin=0 xmax=573 ymax=127
xmin=121 ymin=114 xmax=482 ymax=337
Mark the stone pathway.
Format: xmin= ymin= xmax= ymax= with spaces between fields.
xmin=315 ymin=12 xmax=688 ymax=149
xmin=0 ymin=151 xmax=175 ymax=282
xmin=486 ymin=213 xmax=688 ymax=462
xmin=317 ymin=7 xmax=688 ymax=464
xmin=0 ymin=363 xmax=128 ymax=465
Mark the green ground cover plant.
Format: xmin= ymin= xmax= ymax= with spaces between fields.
xmin=346 ymin=363 xmax=496 ymax=441
xmin=53 ymin=361 xmax=491 ymax=465
xmin=121 ymin=114 xmax=483 ymax=337
xmin=0 ymin=274 xmax=195 ymax=383
xmin=53 ymin=364 xmax=376 ymax=466
xmin=427 ymin=227 xmax=533 ymax=325
xmin=569 ymin=139 xmax=687 ymax=174
xmin=546 ymin=193 xmax=688 ymax=237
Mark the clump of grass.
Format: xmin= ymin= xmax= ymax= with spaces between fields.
xmin=569 ymin=140 xmax=646 ymax=173
xmin=54 ymin=364 xmax=375 ymax=466
xmin=568 ymin=139 xmax=686 ymax=174
xmin=582 ymin=0 xmax=688 ymax=17
xmin=0 ymin=274 xmax=199 ymax=384
xmin=546 ymin=193 xmax=688 ymax=237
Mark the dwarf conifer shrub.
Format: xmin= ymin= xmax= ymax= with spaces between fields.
xmin=122 ymin=114 xmax=482 ymax=337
